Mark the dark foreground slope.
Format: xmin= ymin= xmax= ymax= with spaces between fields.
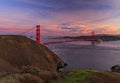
xmin=0 ymin=35 xmax=64 ymax=73
xmin=1 ymin=35 xmax=120 ymax=83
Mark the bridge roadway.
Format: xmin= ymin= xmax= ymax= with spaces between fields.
xmin=43 ymin=38 xmax=98 ymax=45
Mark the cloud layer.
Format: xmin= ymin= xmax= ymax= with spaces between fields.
xmin=0 ymin=0 xmax=120 ymax=36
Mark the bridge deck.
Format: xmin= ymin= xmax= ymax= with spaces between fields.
xmin=43 ymin=38 xmax=98 ymax=45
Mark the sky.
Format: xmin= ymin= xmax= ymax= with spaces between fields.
xmin=0 ymin=0 xmax=120 ymax=36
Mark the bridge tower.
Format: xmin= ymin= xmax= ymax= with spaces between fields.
xmin=91 ymin=31 xmax=95 ymax=45
xmin=92 ymin=31 xmax=95 ymax=39
xmin=36 ymin=25 xmax=40 ymax=44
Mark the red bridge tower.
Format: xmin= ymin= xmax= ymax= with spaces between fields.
xmin=36 ymin=25 xmax=40 ymax=44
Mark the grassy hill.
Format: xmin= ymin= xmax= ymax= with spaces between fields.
xmin=1 ymin=69 xmax=120 ymax=83
xmin=0 ymin=35 xmax=120 ymax=83
xmin=0 ymin=35 xmax=64 ymax=73
xmin=52 ymin=70 xmax=120 ymax=83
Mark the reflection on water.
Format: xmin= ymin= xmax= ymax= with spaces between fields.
xmin=46 ymin=40 xmax=120 ymax=71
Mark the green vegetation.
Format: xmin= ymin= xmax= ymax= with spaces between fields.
xmin=58 ymin=70 xmax=92 ymax=83
xmin=1 ymin=69 xmax=120 ymax=83
xmin=51 ymin=70 xmax=120 ymax=83
xmin=111 ymin=65 xmax=120 ymax=72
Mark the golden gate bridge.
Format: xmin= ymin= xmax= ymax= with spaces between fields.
xmin=0 ymin=25 xmax=101 ymax=45
xmin=35 ymin=25 xmax=100 ymax=45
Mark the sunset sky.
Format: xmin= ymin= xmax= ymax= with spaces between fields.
xmin=0 ymin=0 xmax=120 ymax=36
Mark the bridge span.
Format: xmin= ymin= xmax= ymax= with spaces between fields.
xmin=36 ymin=25 xmax=101 ymax=45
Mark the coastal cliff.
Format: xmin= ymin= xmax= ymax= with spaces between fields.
xmin=0 ymin=35 xmax=65 ymax=82
xmin=0 ymin=35 xmax=120 ymax=83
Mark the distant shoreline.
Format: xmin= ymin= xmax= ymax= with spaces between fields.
xmin=50 ymin=34 xmax=120 ymax=41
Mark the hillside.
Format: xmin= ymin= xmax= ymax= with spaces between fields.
xmin=52 ymin=70 xmax=120 ymax=83
xmin=1 ymin=35 xmax=120 ymax=83
xmin=0 ymin=35 xmax=65 ymax=73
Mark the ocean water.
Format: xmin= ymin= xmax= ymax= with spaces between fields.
xmin=45 ymin=40 xmax=120 ymax=71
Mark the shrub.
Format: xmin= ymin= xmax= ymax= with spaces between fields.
xmin=18 ymin=74 xmax=43 ymax=83
xmin=111 ymin=65 xmax=120 ymax=72
xmin=21 ymin=66 xmax=40 ymax=75
xmin=0 ymin=74 xmax=44 ymax=83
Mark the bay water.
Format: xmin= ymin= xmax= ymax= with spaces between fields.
xmin=45 ymin=40 xmax=120 ymax=71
